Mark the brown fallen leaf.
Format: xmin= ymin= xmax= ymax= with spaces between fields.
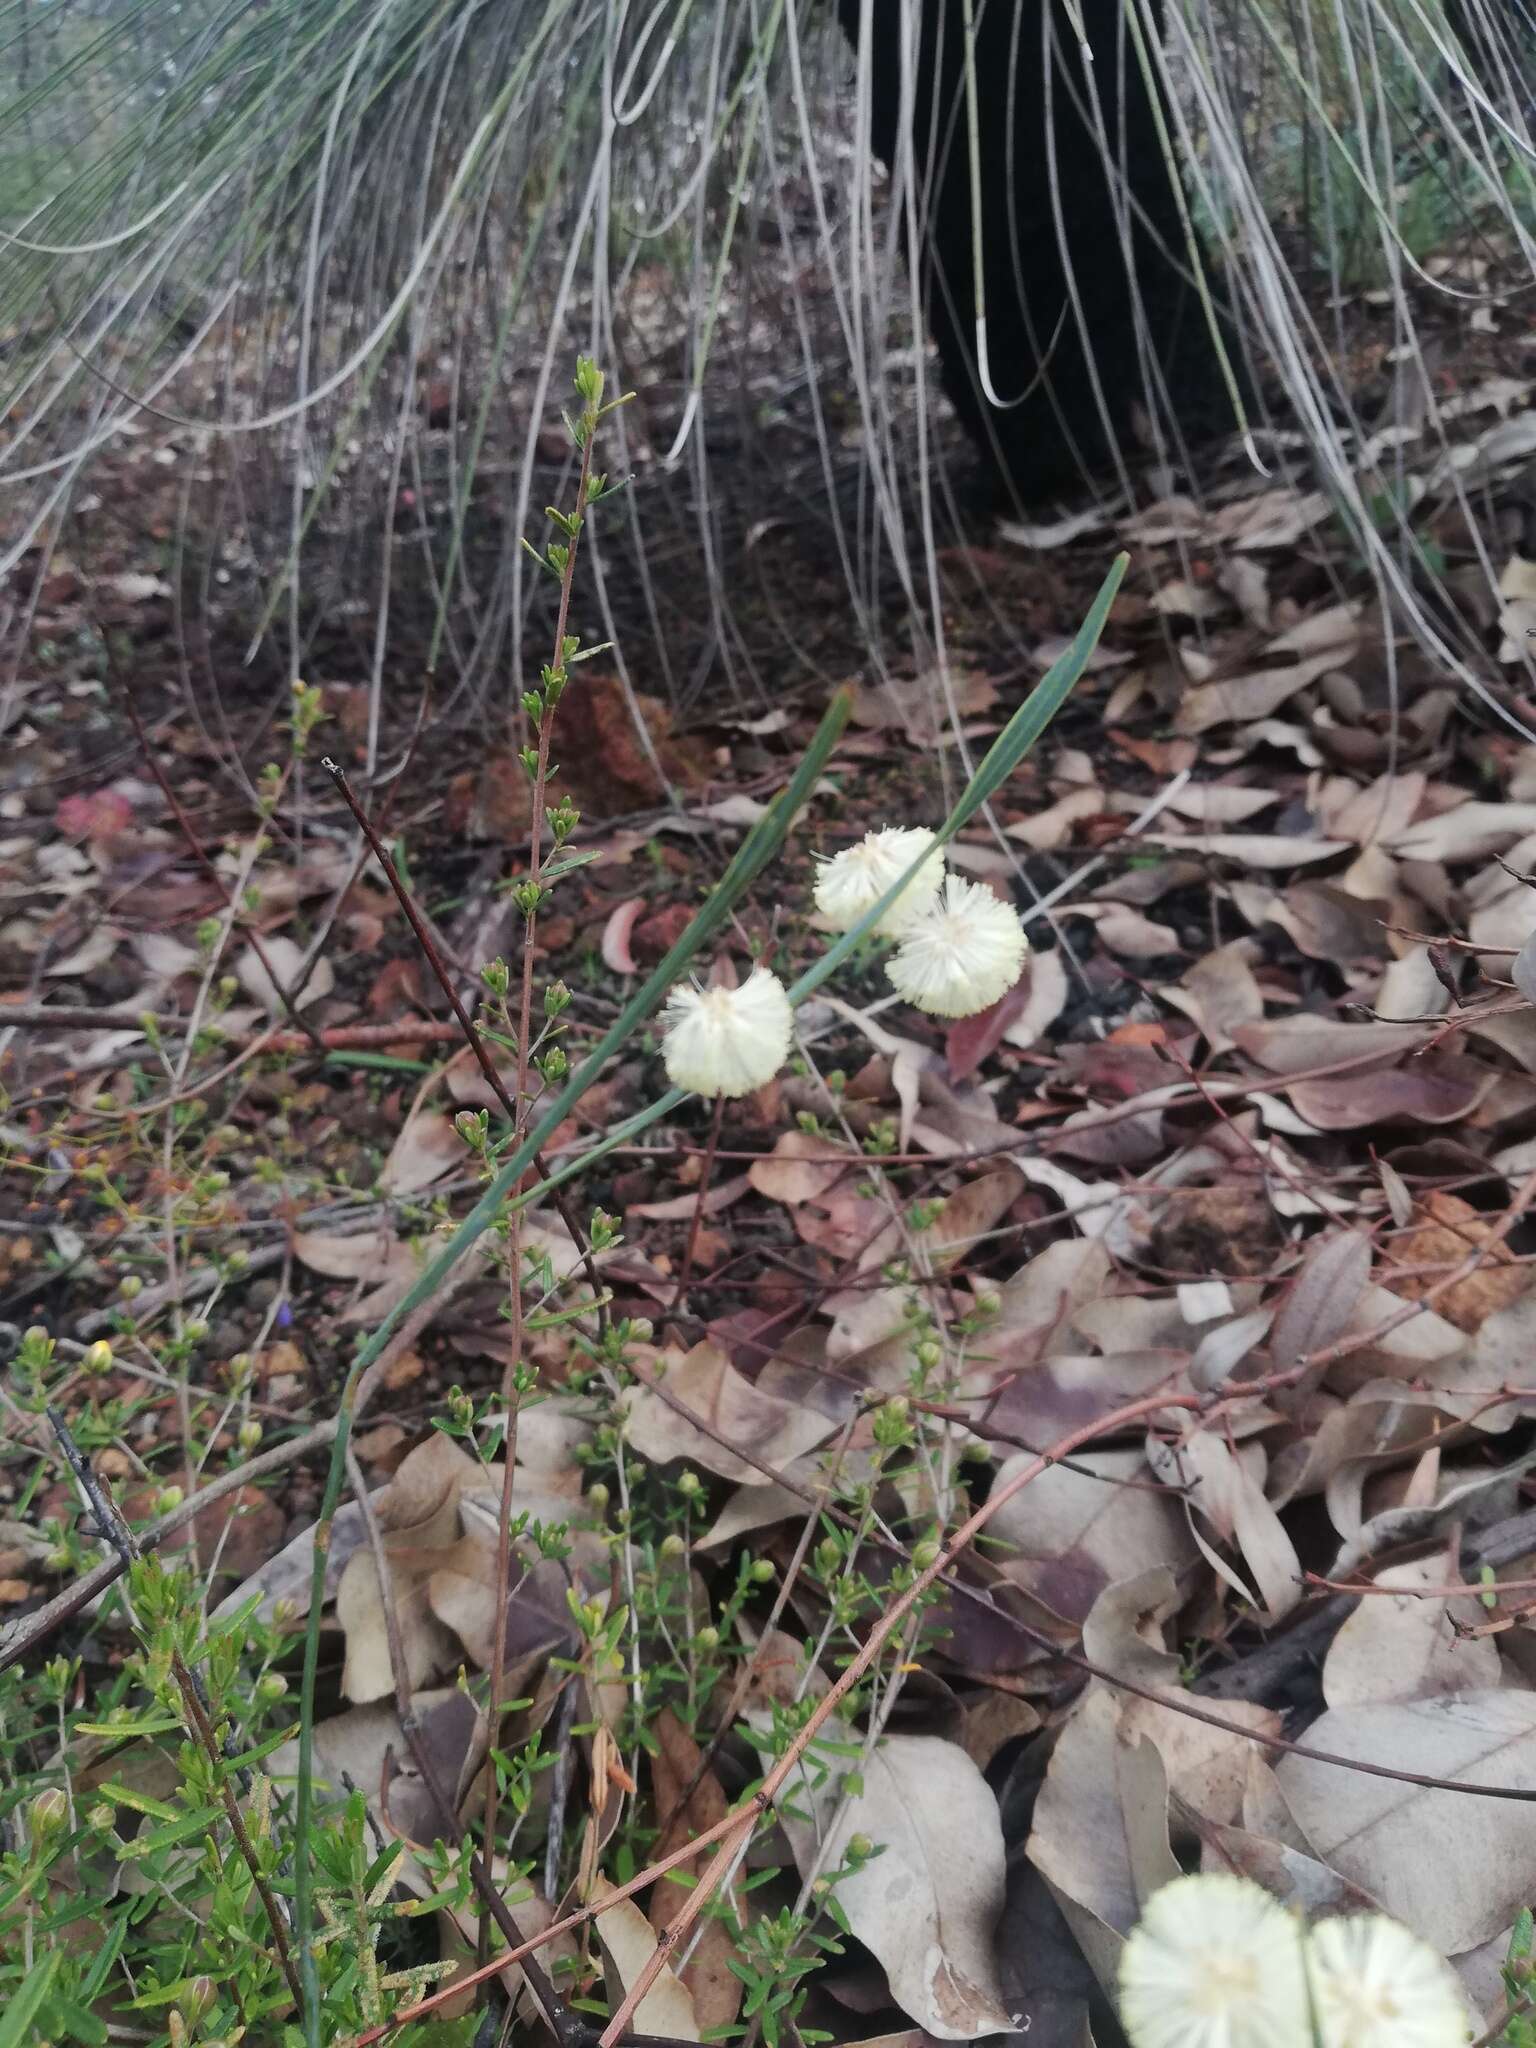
xmin=622 ymin=1341 xmax=836 ymax=1482
xmin=381 ymin=1104 xmax=465 ymax=1194
xmin=647 ymin=1708 xmax=744 ymax=2033
xmin=1276 ymin=1689 xmax=1536 ymax=1953
xmin=592 ymin=1878 xmax=701 ymax=2041
xmin=749 ymin=1709 xmax=1017 ymax=2039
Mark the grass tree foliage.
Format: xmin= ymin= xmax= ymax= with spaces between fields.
xmin=0 ymin=0 xmax=1533 ymax=714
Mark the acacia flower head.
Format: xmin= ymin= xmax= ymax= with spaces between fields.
xmin=1305 ymin=1914 xmax=1468 ymax=2048
xmin=1119 ymin=1873 xmax=1309 ymax=2048
xmin=661 ymin=966 xmax=793 ymax=1099
xmin=813 ymin=826 xmax=946 ymax=938
xmin=885 ymin=874 xmax=1027 ymax=1017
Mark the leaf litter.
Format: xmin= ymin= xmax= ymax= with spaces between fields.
xmin=21 ymin=431 xmax=1536 ymax=2043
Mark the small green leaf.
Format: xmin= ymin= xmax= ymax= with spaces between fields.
xmin=0 ymin=1950 xmax=64 ymax=2048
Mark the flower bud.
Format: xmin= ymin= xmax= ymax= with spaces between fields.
xmin=846 ymin=1832 xmax=875 ymax=1861
xmin=156 ymin=1485 xmax=184 ymax=1514
xmin=82 ymin=1339 xmax=114 ymax=1375
xmin=119 ymin=1274 xmax=143 ymax=1300
xmin=29 ymin=1788 xmax=69 ymax=1843
xmin=695 ymin=1625 xmax=720 ymax=1650
xmin=911 ymin=1539 xmax=941 ymax=1570
xmin=256 ymin=1672 xmax=289 ymax=1705
xmin=586 ymin=1483 xmax=610 ymax=1512
xmin=659 ymin=1532 xmax=686 ymax=1560
xmin=237 ymin=1419 xmax=262 ymax=1453
xmin=749 ymin=1559 xmax=776 ymax=1585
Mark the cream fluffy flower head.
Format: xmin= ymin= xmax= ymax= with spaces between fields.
xmin=661 ymin=966 xmax=793 ymax=1099
xmin=1119 ymin=1874 xmax=1309 ymax=2048
xmin=812 ymin=826 xmax=946 ymax=938
xmin=885 ymin=874 xmax=1027 ymax=1017
xmin=1306 ymin=1914 xmax=1468 ymax=2048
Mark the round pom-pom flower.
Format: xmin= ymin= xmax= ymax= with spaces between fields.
xmin=661 ymin=966 xmax=793 ymax=1099
xmin=813 ymin=826 xmax=946 ymax=938
xmin=885 ymin=874 xmax=1027 ymax=1017
xmin=1305 ymin=1914 xmax=1468 ymax=2048
xmin=1119 ymin=1873 xmax=1309 ymax=2048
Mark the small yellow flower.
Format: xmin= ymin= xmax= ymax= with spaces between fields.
xmin=885 ymin=874 xmax=1027 ymax=1017
xmin=662 ymin=966 xmax=793 ymax=1099
xmin=1306 ymin=1914 xmax=1468 ymax=2048
xmin=1119 ymin=1874 xmax=1309 ymax=2048
xmin=813 ymin=826 xmax=946 ymax=938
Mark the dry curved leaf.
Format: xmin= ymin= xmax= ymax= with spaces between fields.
xmin=1276 ymin=1689 xmax=1536 ymax=1951
xmin=1322 ymin=1550 xmax=1500 ymax=1709
xmin=592 ymin=1878 xmax=701 ymax=2041
xmin=1027 ymin=1686 xmax=1179 ymax=1984
xmin=754 ymin=1717 xmax=1016 ymax=2038
xmin=622 ymin=1341 xmax=836 ymax=1482
xmin=987 ymin=1447 xmax=1195 ymax=1627
xmin=382 ymin=1105 xmax=464 ymax=1194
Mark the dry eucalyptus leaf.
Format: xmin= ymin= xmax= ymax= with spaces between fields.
xmin=591 ymin=1877 xmax=701 ymax=2042
xmin=381 ymin=1105 xmax=465 ymax=1194
xmin=1027 ymin=1685 xmax=1179 ymax=1985
xmin=751 ymin=1714 xmax=1016 ymax=2038
xmin=236 ymin=933 xmax=333 ymax=1016
xmin=986 ymin=1447 xmax=1195 ymax=1627
xmin=622 ymin=1341 xmax=836 ymax=1482
xmin=1321 ymin=1550 xmax=1500 ymax=1709
xmin=1276 ymin=1689 xmax=1536 ymax=1952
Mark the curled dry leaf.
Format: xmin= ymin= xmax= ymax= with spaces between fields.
xmin=381 ymin=1104 xmax=465 ymax=1194
xmin=602 ymin=898 xmax=644 ymax=975
xmin=236 ymin=932 xmax=334 ymax=1016
xmin=1026 ymin=1686 xmax=1179 ymax=1990
xmin=750 ymin=1712 xmax=1017 ymax=2039
xmin=592 ymin=1877 xmax=701 ymax=2042
xmin=1145 ymin=1430 xmax=1302 ymax=1623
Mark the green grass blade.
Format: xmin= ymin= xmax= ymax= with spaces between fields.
xmin=789 ymin=550 xmax=1126 ymax=1003
xmin=0 ymin=1949 xmax=63 ymax=2048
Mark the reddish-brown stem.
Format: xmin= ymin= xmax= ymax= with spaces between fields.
xmin=676 ymin=1092 xmax=725 ymax=1305
xmin=320 ymin=754 xmax=607 ymax=1328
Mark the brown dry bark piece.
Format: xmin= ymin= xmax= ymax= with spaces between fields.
xmin=1385 ymin=1190 xmax=1530 ymax=1331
